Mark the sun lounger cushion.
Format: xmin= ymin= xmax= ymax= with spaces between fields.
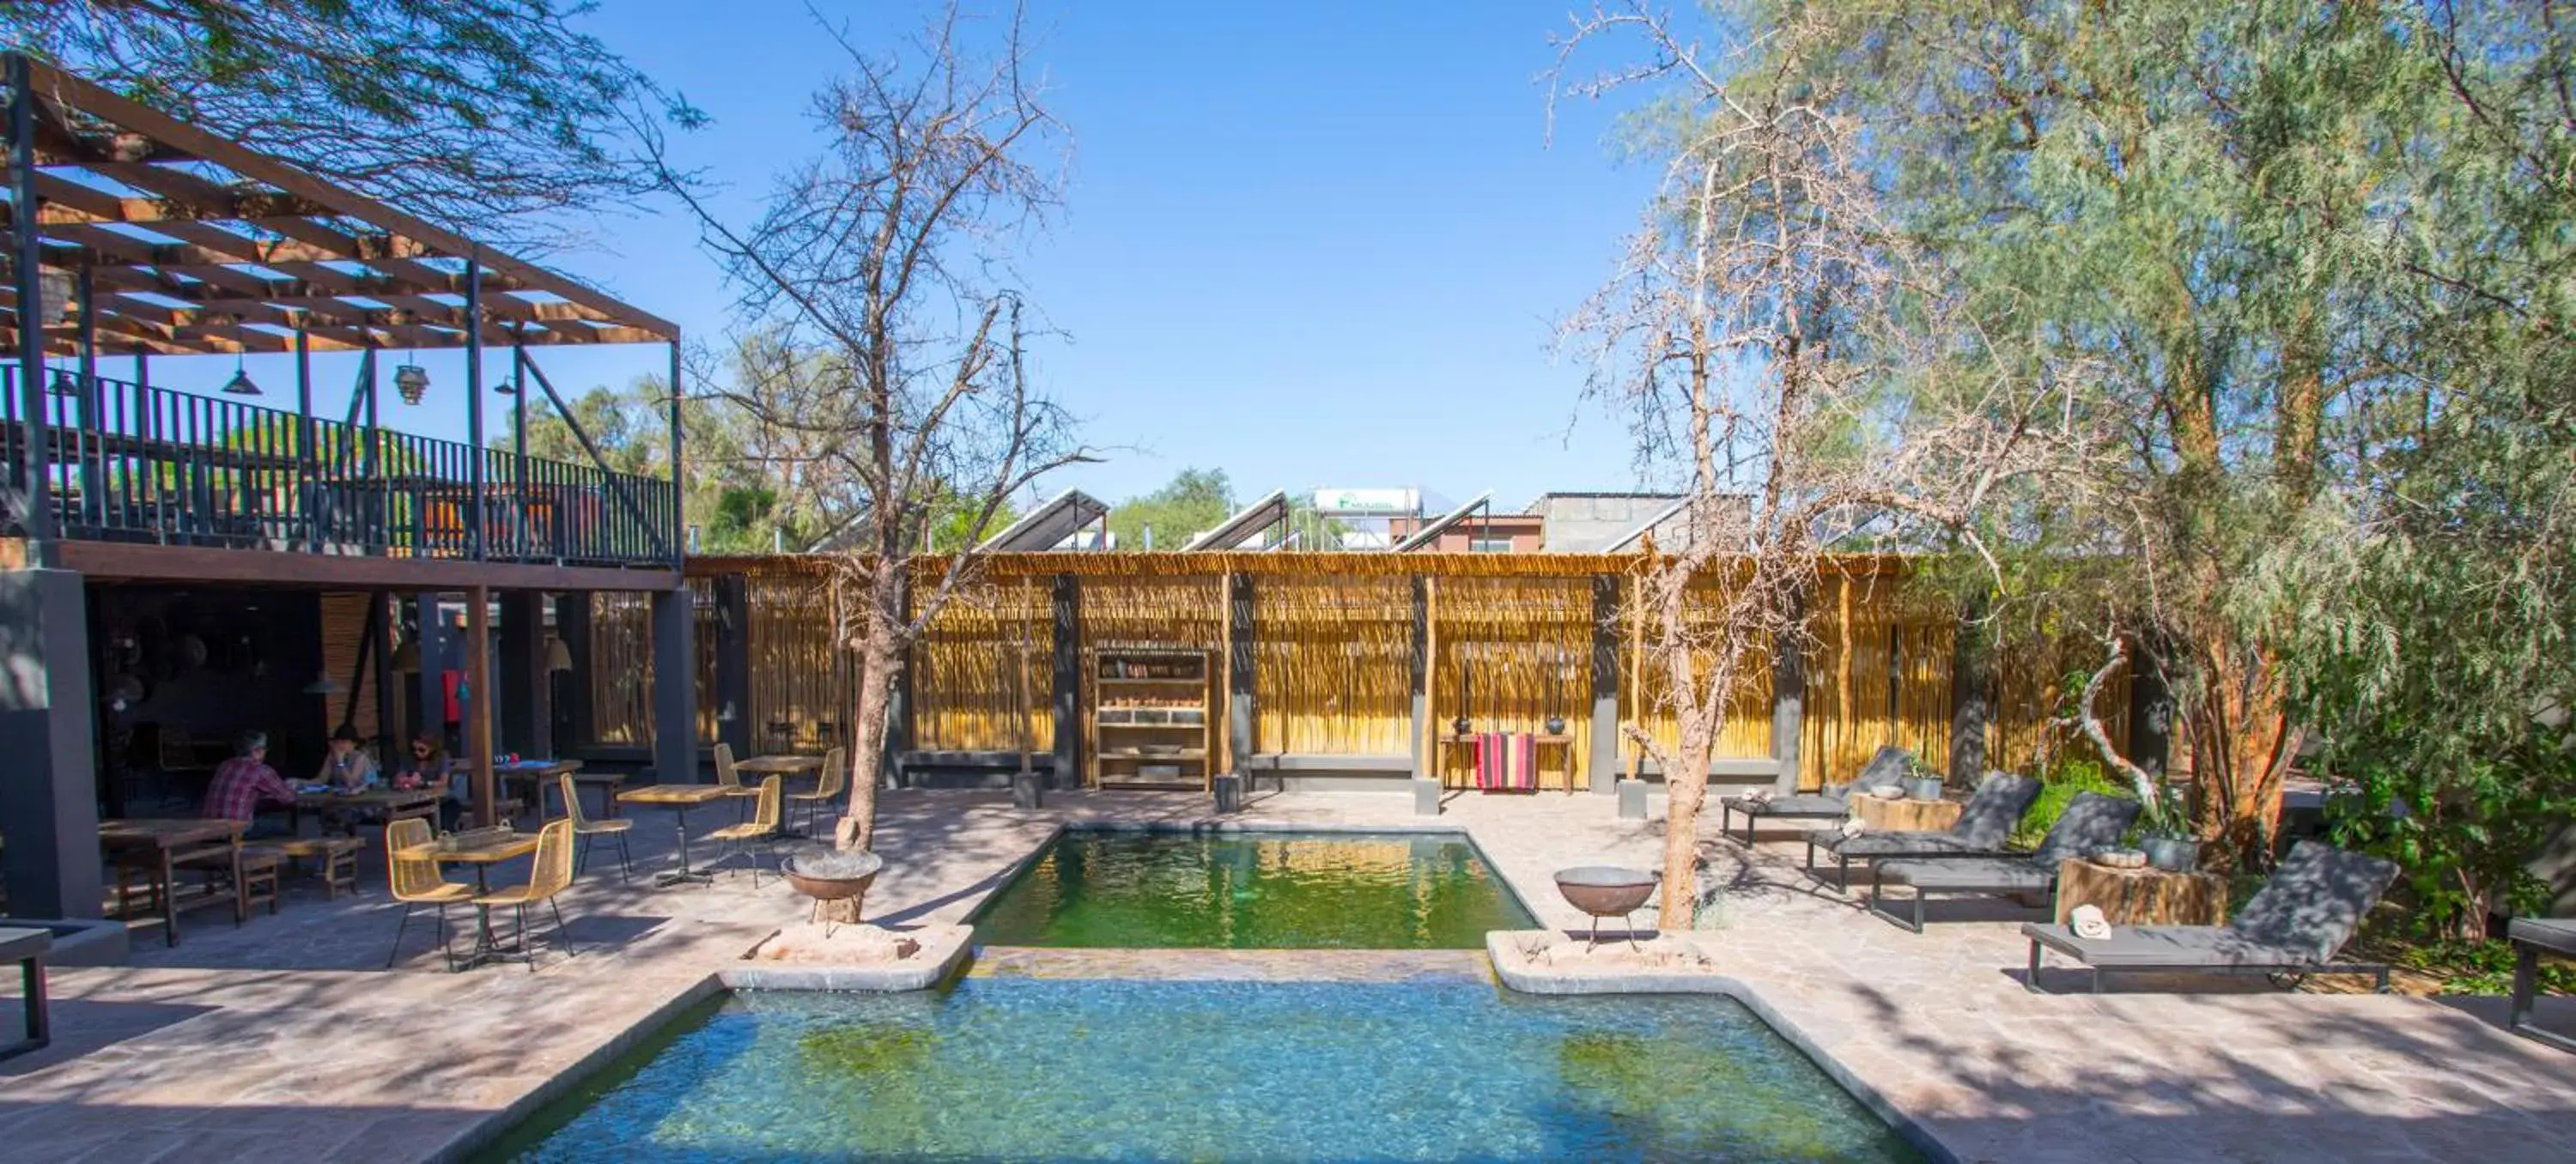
xmin=1880 ymin=857 xmax=2057 ymax=893
xmin=2027 ymin=792 xmax=2144 ymax=864
xmin=2227 ymin=841 xmax=2401 ymax=963
xmin=2508 ymin=917 xmax=2576 ymax=957
xmin=1807 ymin=772 xmax=2044 ymax=858
xmin=1728 ymin=793 xmax=1849 ymax=818
xmin=2020 ymin=924 xmax=2318 ymax=968
xmin=1832 ymin=745 xmax=1915 ymax=797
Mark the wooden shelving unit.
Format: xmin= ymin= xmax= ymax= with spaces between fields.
xmin=1088 ymin=646 xmax=1215 ymax=791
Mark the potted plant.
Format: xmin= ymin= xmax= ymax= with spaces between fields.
xmin=1902 ymin=757 xmax=1945 ymax=802
xmin=2137 ymin=784 xmax=2200 ymax=871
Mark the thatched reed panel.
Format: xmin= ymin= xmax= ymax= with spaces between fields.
xmin=912 ymin=577 xmax=1054 ymax=753
xmin=1623 ymin=573 xmax=1775 ymax=781
xmin=1253 ymin=575 xmax=1411 ymax=755
xmin=584 ymin=581 xmax=719 ymax=748
xmin=1429 ymin=576 xmax=1595 ymax=791
xmin=1798 ymin=570 xmax=1956 ymax=788
xmin=318 ymin=591 xmax=382 ymax=743
xmin=746 ymin=572 xmax=856 ymax=753
xmin=1992 ymin=635 xmax=2132 ymax=774
xmin=589 ymin=591 xmax=652 ymax=745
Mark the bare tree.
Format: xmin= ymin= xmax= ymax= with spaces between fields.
xmin=1552 ymin=3 xmax=2087 ymax=928
xmin=648 ymin=3 xmax=1091 ymax=920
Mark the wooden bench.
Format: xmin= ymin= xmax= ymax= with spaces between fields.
xmin=176 ymin=846 xmax=279 ymax=923
xmin=257 ymin=836 xmax=362 ymax=899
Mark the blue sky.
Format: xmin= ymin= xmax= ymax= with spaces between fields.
xmin=161 ymin=2 xmax=1674 ymax=514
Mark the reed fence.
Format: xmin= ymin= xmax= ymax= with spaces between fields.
xmin=582 ymin=553 xmax=2141 ymax=791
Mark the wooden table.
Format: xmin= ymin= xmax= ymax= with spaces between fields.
xmin=2055 ymin=858 xmax=2229 ymax=927
xmin=1850 ymin=794 xmax=1962 ymax=833
xmin=495 ymin=760 xmax=625 ymax=821
xmin=617 ymin=785 xmax=732 ymax=886
xmin=99 ymin=819 xmax=244 ymax=946
xmin=395 ymin=830 xmax=542 ymax=969
xmin=736 ymin=755 xmax=824 ymax=834
xmin=289 ymin=787 xmax=440 ymax=836
xmin=1437 ymin=733 xmax=1577 ymax=791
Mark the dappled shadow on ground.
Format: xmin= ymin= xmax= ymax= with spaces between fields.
xmin=0 ymin=995 xmax=213 ymax=1077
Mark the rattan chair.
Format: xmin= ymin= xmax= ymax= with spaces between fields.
xmin=561 ymin=772 xmax=634 ymax=882
xmin=702 ymin=775 xmax=784 ymax=888
xmin=713 ymin=741 xmax=756 ymax=821
xmin=473 ymin=819 xmax=579 ymax=967
xmin=787 ymin=746 xmax=847 ymax=839
xmin=385 ymin=818 xmax=472 ymax=970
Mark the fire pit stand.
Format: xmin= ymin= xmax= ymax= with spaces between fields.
xmin=1553 ymin=866 xmax=1661 ymax=950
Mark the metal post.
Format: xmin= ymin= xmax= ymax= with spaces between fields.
xmin=511 ymin=333 xmax=527 ymax=559
xmin=1049 ymin=574 xmax=1080 ymax=789
xmin=666 ymin=340 xmax=684 ymax=567
xmin=295 ymin=328 xmax=315 ymax=549
xmin=467 ymin=585 xmax=495 ymax=825
xmin=74 ymin=265 xmax=98 ymax=531
xmin=9 ymin=54 xmax=58 ymax=556
xmin=464 ymin=257 xmax=485 ymax=560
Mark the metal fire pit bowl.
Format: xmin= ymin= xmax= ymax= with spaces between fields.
xmin=781 ymin=852 xmax=884 ymax=901
xmin=1554 ymin=866 xmax=1660 ymax=949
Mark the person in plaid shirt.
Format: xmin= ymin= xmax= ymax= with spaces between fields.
xmin=203 ymin=731 xmax=296 ymax=838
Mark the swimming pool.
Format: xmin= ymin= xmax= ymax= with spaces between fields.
xmin=480 ymin=979 xmax=1923 ymax=1162
xmin=966 ymin=828 xmax=1538 ymax=949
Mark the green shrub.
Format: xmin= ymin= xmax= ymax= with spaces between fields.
xmin=2010 ymin=758 xmax=2133 ymax=849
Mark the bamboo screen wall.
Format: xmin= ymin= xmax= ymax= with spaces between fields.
xmin=317 ymin=591 xmax=383 ymax=742
xmin=592 ymin=554 xmax=2148 ymax=789
xmin=1429 ymin=575 xmax=1595 ymax=790
xmin=747 ymin=573 xmax=854 ymax=751
xmin=912 ymin=577 xmax=1054 ymax=753
xmin=1254 ymin=575 xmax=1411 ymax=756
xmin=587 ymin=579 xmax=718 ymax=747
xmin=1623 ymin=573 xmax=1777 ymax=779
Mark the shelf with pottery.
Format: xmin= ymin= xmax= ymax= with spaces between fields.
xmin=1086 ymin=646 xmax=1215 ymax=791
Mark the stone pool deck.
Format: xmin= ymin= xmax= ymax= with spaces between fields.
xmin=1 ymin=787 xmax=2571 ymax=1162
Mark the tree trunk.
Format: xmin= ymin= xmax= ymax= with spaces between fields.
xmin=817 ymin=612 xmax=902 ymax=925
xmin=1656 ymin=597 xmax=1716 ymax=931
xmin=2184 ymin=634 xmax=2295 ymax=870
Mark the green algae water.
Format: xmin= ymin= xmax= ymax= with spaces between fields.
xmin=966 ymin=829 xmax=1536 ymax=949
xmin=483 ymin=980 xmax=1923 ymax=1163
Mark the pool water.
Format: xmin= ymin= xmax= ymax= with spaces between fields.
xmin=483 ymin=979 xmax=1923 ymax=1163
xmin=967 ymin=829 xmax=1537 ymax=949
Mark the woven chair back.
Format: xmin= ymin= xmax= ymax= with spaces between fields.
xmin=751 ymin=775 xmax=783 ymax=834
xmin=528 ymin=819 xmax=578 ymax=899
xmin=713 ymin=742 xmax=739 ymax=790
xmin=386 ymin=818 xmax=447 ymax=900
xmin=559 ymin=773 xmax=590 ymax=827
xmin=813 ymin=747 xmax=848 ymax=800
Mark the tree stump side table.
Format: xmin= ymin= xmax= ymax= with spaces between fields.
xmin=1850 ymin=795 xmax=1962 ymax=833
xmin=2055 ymin=858 xmax=2228 ymax=926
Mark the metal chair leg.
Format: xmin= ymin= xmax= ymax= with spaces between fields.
xmin=386 ymin=901 xmax=415 ymax=968
xmin=615 ymin=831 xmax=634 ymax=882
xmin=549 ymin=896 xmax=577 ymax=958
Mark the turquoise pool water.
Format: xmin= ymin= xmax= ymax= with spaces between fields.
xmin=483 ymin=979 xmax=1922 ymax=1162
xmin=967 ymin=829 xmax=1537 ymax=949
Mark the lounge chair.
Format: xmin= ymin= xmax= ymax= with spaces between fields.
xmin=1718 ymin=745 xmax=1915 ymax=846
xmin=1868 ymin=791 xmax=2143 ymax=932
xmin=1801 ymin=771 xmax=2042 ymax=888
xmin=2020 ymin=840 xmax=2399 ymax=994
xmin=2506 ymin=917 xmax=2576 ymax=1052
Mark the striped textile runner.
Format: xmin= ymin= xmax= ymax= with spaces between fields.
xmin=1476 ymin=732 xmax=1538 ymax=791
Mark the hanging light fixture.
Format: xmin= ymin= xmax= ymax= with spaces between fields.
xmin=221 ymin=351 xmax=261 ymax=396
xmin=544 ymin=634 xmax=573 ymax=672
xmin=46 ymin=367 xmax=78 ymax=397
xmin=302 ymin=671 xmax=345 ymax=695
xmin=494 ymin=373 xmax=519 ymax=396
xmin=393 ymin=363 xmax=430 ymax=404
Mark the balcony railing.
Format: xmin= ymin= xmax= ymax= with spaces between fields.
xmin=2 ymin=367 xmax=677 ymax=567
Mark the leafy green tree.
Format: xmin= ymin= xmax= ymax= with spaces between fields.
xmin=1696 ymin=0 xmax=2573 ymax=879
xmin=1 ymin=0 xmax=691 ymax=244
xmin=1107 ymin=468 xmax=1233 ymax=549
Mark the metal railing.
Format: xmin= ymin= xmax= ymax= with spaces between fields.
xmin=1 ymin=367 xmax=677 ymax=567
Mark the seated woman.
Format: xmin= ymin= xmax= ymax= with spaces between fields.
xmin=315 ymin=726 xmax=383 ymax=834
xmin=391 ymin=735 xmax=467 ymax=830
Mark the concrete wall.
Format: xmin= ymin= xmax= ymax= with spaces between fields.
xmin=1535 ymin=494 xmax=1679 ymax=552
